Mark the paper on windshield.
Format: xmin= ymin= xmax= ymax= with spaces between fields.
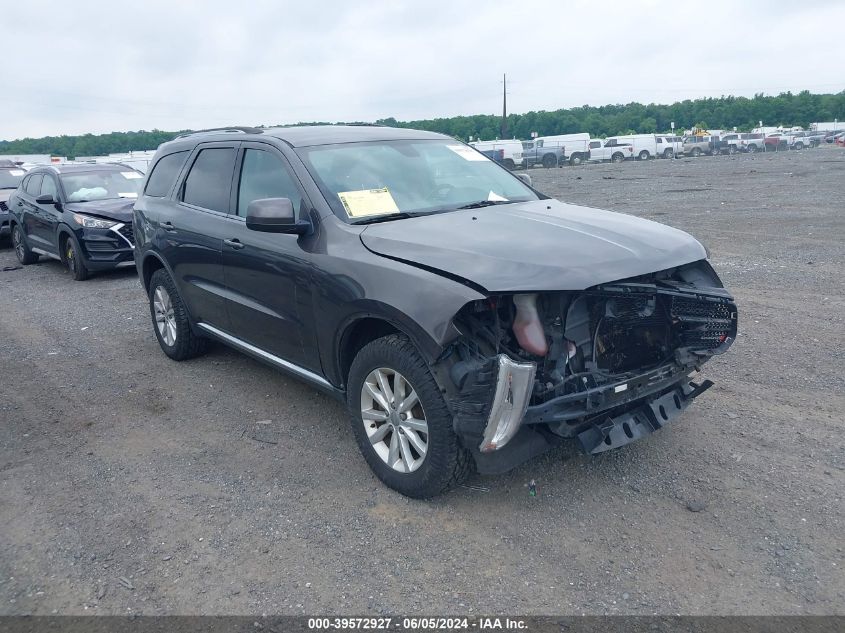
xmin=487 ymin=191 xmax=508 ymax=201
xmin=447 ymin=145 xmax=488 ymax=161
xmin=121 ymin=172 xmax=142 ymax=179
xmin=118 ymin=193 xmax=138 ymax=198
xmin=338 ymin=187 xmax=400 ymax=218
xmin=9 ymin=169 xmax=24 ymax=176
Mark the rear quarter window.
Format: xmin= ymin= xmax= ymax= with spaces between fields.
xmin=144 ymin=151 xmax=189 ymax=197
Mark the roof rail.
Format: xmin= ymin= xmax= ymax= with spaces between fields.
xmin=174 ymin=126 xmax=264 ymax=139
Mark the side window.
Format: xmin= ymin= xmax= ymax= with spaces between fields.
xmin=589 ymin=141 xmax=601 ymax=149
xmin=237 ymin=149 xmax=303 ymax=217
xmin=182 ymin=148 xmax=237 ymax=213
xmin=145 ymin=151 xmax=189 ymax=197
xmin=26 ymin=174 xmax=43 ymax=196
xmin=40 ymin=175 xmax=58 ymax=198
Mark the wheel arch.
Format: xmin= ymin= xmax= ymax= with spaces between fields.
xmin=335 ymin=309 xmax=451 ymax=390
xmin=140 ymin=251 xmax=172 ymax=292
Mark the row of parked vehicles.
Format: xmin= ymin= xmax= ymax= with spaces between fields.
xmin=0 ymin=125 xmax=738 ymax=498
xmin=471 ymin=128 xmax=845 ymax=169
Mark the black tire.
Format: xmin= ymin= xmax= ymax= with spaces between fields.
xmin=503 ymin=158 xmax=515 ymax=170
xmin=347 ymin=334 xmax=471 ymax=498
xmin=638 ymin=150 xmax=650 ymax=161
xmin=728 ymin=146 xmax=737 ymax=155
xmin=692 ymin=147 xmax=702 ymax=157
xmin=61 ymin=233 xmax=89 ymax=281
xmin=794 ymin=142 xmax=804 ymax=150
xmin=663 ymin=149 xmax=673 ymax=159
xmin=11 ymin=224 xmax=39 ymax=265
xmin=148 ymin=268 xmax=208 ymax=361
xmin=611 ymin=152 xmax=624 ymax=163
xmin=569 ymin=154 xmax=583 ymax=166
xmin=747 ymin=144 xmax=758 ymax=153
xmin=541 ymin=154 xmax=557 ymax=168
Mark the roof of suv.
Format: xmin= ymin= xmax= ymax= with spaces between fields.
xmin=28 ymin=163 xmax=139 ymax=174
xmin=161 ymin=124 xmax=452 ymax=152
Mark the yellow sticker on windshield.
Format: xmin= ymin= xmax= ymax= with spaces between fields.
xmin=338 ymin=187 xmax=400 ymax=218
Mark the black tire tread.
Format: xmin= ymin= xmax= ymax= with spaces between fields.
xmin=12 ymin=224 xmax=39 ymax=265
xmin=347 ymin=333 xmax=471 ymax=498
xmin=149 ymin=269 xmax=208 ymax=361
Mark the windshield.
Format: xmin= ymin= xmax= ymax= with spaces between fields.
xmin=60 ymin=169 xmax=143 ymax=202
xmin=0 ymin=169 xmax=25 ymax=189
xmin=297 ymin=140 xmax=538 ymax=222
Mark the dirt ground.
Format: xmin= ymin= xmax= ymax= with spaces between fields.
xmin=0 ymin=147 xmax=843 ymax=616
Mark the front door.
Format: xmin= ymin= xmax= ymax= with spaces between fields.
xmin=221 ymin=144 xmax=317 ymax=370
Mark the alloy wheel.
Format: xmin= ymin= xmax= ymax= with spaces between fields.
xmin=65 ymin=242 xmax=76 ymax=273
xmin=153 ymin=286 xmax=178 ymax=347
xmin=13 ymin=228 xmax=25 ymax=261
xmin=360 ymin=368 xmax=429 ymax=473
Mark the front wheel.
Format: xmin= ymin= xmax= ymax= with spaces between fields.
xmin=12 ymin=224 xmax=39 ymax=265
xmin=148 ymin=269 xmax=208 ymax=361
xmin=503 ymin=158 xmax=515 ymax=170
xmin=569 ymin=154 xmax=583 ymax=166
xmin=62 ymin=234 xmax=89 ymax=281
xmin=347 ymin=334 xmax=470 ymax=498
xmin=663 ymin=149 xmax=673 ymax=159
xmin=794 ymin=142 xmax=804 ymax=150
xmin=692 ymin=147 xmax=702 ymax=157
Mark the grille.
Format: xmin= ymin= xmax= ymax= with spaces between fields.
xmin=0 ymin=201 xmax=8 ymax=213
xmin=117 ymin=223 xmax=135 ymax=246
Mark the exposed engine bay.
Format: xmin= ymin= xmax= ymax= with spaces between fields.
xmin=437 ymin=260 xmax=737 ymax=469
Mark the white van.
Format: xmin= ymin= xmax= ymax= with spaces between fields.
xmin=469 ymin=140 xmax=524 ymax=169
xmin=534 ymin=133 xmax=591 ymax=165
xmin=617 ymin=134 xmax=658 ymax=160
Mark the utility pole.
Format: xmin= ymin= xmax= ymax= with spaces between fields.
xmin=501 ymin=73 xmax=508 ymax=139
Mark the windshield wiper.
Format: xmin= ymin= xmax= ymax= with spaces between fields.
xmin=352 ymin=212 xmax=414 ymax=225
xmin=456 ymin=199 xmax=516 ymax=209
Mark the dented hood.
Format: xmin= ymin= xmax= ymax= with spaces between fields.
xmin=360 ymin=199 xmax=707 ymax=292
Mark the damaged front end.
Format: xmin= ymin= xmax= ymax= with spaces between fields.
xmin=434 ymin=260 xmax=737 ymax=473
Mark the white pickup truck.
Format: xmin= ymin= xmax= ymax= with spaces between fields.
xmin=587 ymin=138 xmax=635 ymax=163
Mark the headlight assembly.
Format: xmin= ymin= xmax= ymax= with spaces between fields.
xmin=72 ymin=213 xmax=118 ymax=229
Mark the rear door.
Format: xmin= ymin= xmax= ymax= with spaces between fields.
xmin=18 ymin=173 xmax=49 ymax=250
xmin=221 ymin=143 xmax=317 ymax=370
xmin=164 ymin=143 xmax=240 ymax=329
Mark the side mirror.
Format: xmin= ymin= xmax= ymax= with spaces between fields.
xmin=36 ymin=194 xmax=56 ymax=205
xmin=245 ymin=198 xmax=310 ymax=235
xmin=515 ymin=173 xmax=532 ymax=187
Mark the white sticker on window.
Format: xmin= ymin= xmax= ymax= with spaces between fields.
xmin=337 ymin=187 xmax=400 ymax=218
xmin=9 ymin=169 xmax=25 ymax=176
xmin=121 ymin=172 xmax=142 ymax=179
xmin=447 ymin=145 xmax=488 ymax=161
xmin=118 ymin=193 xmax=138 ymax=198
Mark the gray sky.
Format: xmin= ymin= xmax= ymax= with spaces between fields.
xmin=3 ymin=0 xmax=843 ymax=141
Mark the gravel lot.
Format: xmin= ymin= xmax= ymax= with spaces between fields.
xmin=1 ymin=147 xmax=843 ymax=617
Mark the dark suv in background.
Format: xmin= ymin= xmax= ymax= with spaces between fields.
xmin=0 ymin=160 xmax=26 ymax=240
xmin=134 ymin=125 xmax=736 ymax=498
xmin=8 ymin=163 xmax=142 ymax=279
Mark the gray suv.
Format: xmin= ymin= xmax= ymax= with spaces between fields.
xmin=134 ymin=125 xmax=736 ymax=498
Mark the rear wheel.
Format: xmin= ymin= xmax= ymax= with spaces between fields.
xmin=692 ymin=147 xmax=702 ymax=157
xmin=638 ymin=150 xmax=650 ymax=161
xmin=541 ymin=154 xmax=557 ymax=168
xmin=12 ymin=224 xmax=39 ymax=265
xmin=569 ymin=154 xmax=583 ymax=166
xmin=728 ymin=145 xmax=737 ymax=155
xmin=611 ymin=152 xmax=625 ymax=163
xmin=148 ymin=268 xmax=208 ymax=361
xmin=347 ymin=334 xmax=470 ymax=498
xmin=794 ymin=141 xmax=804 ymax=150
xmin=62 ymin=234 xmax=89 ymax=281
xmin=663 ymin=149 xmax=673 ymax=159
xmin=747 ymin=144 xmax=758 ymax=153
xmin=503 ymin=158 xmax=515 ymax=170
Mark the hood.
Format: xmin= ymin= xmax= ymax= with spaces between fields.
xmin=360 ymin=199 xmax=707 ymax=292
xmin=64 ymin=198 xmax=136 ymax=223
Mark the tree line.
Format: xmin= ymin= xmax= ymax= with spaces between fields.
xmin=2 ymin=90 xmax=842 ymax=158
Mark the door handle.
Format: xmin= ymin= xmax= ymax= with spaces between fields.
xmin=224 ymin=238 xmax=245 ymax=250
xmin=161 ymin=221 xmax=176 ymax=232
